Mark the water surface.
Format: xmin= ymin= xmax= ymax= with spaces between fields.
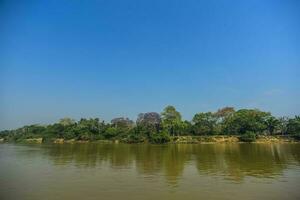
xmin=1 ymin=143 xmax=300 ymax=200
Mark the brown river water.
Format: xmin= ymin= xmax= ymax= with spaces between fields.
xmin=0 ymin=143 xmax=300 ymax=200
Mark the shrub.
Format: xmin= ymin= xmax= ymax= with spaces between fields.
xmin=292 ymin=133 xmax=300 ymax=141
xmin=125 ymin=133 xmax=146 ymax=143
xmin=149 ymin=131 xmax=170 ymax=144
xmin=103 ymin=127 xmax=118 ymax=139
xmin=239 ymin=131 xmax=256 ymax=142
xmin=122 ymin=127 xmax=146 ymax=143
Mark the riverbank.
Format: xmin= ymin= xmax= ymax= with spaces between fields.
xmin=171 ymin=135 xmax=299 ymax=144
xmin=1 ymin=135 xmax=299 ymax=144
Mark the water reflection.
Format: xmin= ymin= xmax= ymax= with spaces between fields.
xmin=19 ymin=143 xmax=300 ymax=183
xmin=193 ymin=144 xmax=295 ymax=182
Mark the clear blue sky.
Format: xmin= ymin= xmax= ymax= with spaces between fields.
xmin=1 ymin=0 xmax=300 ymax=130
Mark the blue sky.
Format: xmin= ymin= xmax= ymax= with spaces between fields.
xmin=1 ymin=0 xmax=300 ymax=130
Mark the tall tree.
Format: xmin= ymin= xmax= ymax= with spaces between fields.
xmin=59 ymin=118 xmax=76 ymax=126
xmin=214 ymin=107 xmax=235 ymax=134
xmin=192 ymin=112 xmax=217 ymax=135
xmin=214 ymin=107 xmax=235 ymax=120
xmin=278 ymin=117 xmax=289 ymax=135
xmin=161 ymin=106 xmax=182 ymax=136
xmin=287 ymin=116 xmax=300 ymax=135
xmin=111 ymin=117 xmax=134 ymax=129
xmin=264 ymin=116 xmax=279 ymax=135
xmin=136 ymin=112 xmax=161 ymax=134
xmin=222 ymin=109 xmax=270 ymax=135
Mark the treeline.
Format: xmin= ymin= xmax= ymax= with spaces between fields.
xmin=1 ymin=106 xmax=300 ymax=143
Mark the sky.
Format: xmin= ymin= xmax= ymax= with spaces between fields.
xmin=0 ymin=0 xmax=300 ymax=130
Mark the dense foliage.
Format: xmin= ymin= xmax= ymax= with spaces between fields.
xmin=1 ymin=106 xmax=300 ymax=143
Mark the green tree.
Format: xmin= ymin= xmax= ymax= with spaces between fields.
xmin=111 ymin=117 xmax=134 ymax=129
xmin=264 ymin=116 xmax=279 ymax=135
xmin=74 ymin=118 xmax=106 ymax=140
xmin=192 ymin=112 xmax=217 ymax=135
xmin=111 ymin=117 xmax=134 ymax=138
xmin=59 ymin=118 xmax=76 ymax=126
xmin=125 ymin=126 xmax=147 ymax=143
xmin=178 ymin=120 xmax=193 ymax=136
xmin=213 ymin=107 xmax=235 ymax=135
xmin=214 ymin=107 xmax=235 ymax=121
xmin=278 ymin=117 xmax=289 ymax=135
xmin=1 ymin=108 xmax=299 ymax=144
xmin=104 ymin=127 xmax=118 ymax=139
xmin=149 ymin=130 xmax=170 ymax=143
xmin=223 ymin=109 xmax=270 ymax=135
xmin=161 ymin=106 xmax=182 ymax=136
xmin=287 ymin=116 xmax=300 ymax=135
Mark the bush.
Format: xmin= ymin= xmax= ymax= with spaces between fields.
xmin=103 ymin=127 xmax=118 ymax=139
xmin=122 ymin=127 xmax=146 ymax=143
xmin=239 ymin=131 xmax=256 ymax=142
xmin=63 ymin=131 xmax=76 ymax=140
xmin=149 ymin=131 xmax=170 ymax=144
xmin=292 ymin=133 xmax=300 ymax=141
xmin=125 ymin=133 xmax=146 ymax=143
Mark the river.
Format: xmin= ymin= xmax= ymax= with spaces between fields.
xmin=0 ymin=143 xmax=300 ymax=200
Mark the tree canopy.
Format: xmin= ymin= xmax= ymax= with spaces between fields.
xmin=0 ymin=106 xmax=299 ymax=143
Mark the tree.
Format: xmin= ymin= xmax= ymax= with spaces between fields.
xmin=214 ymin=107 xmax=235 ymax=120
xmin=59 ymin=118 xmax=76 ymax=126
xmin=213 ymin=107 xmax=235 ymax=135
xmin=149 ymin=130 xmax=170 ymax=143
xmin=136 ymin=112 xmax=161 ymax=133
xmin=161 ymin=106 xmax=182 ymax=136
xmin=1 ymin=107 xmax=299 ymax=144
xmin=45 ymin=123 xmax=65 ymax=139
xmin=222 ymin=109 xmax=270 ymax=135
xmin=137 ymin=112 xmax=161 ymax=125
xmin=178 ymin=120 xmax=193 ymax=136
xmin=287 ymin=116 xmax=300 ymax=135
xmin=104 ymin=127 xmax=118 ymax=139
xmin=74 ymin=118 xmax=106 ymax=140
xmin=264 ymin=116 xmax=279 ymax=135
xmin=278 ymin=117 xmax=289 ymax=135
xmin=111 ymin=117 xmax=134 ymax=129
xmin=192 ymin=112 xmax=217 ymax=135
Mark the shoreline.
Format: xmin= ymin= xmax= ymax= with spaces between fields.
xmin=1 ymin=135 xmax=299 ymax=144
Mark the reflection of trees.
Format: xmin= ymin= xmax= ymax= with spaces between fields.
xmin=42 ymin=144 xmax=135 ymax=168
xmin=224 ymin=144 xmax=288 ymax=180
xmin=134 ymin=145 xmax=165 ymax=175
xmin=193 ymin=144 xmax=228 ymax=175
xmin=37 ymin=143 xmax=300 ymax=183
xmin=133 ymin=145 xmax=191 ymax=185
xmin=161 ymin=145 xmax=191 ymax=184
xmin=194 ymin=144 xmax=298 ymax=182
xmin=289 ymin=144 xmax=300 ymax=164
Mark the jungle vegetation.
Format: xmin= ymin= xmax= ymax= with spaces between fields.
xmin=0 ymin=106 xmax=300 ymax=143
